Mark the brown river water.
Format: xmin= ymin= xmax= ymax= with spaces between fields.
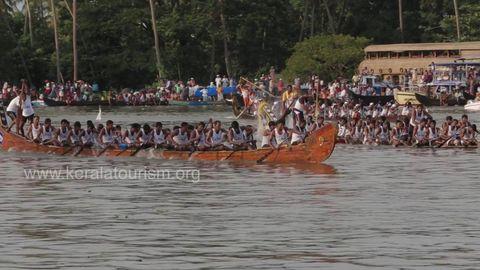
xmin=0 ymin=105 xmax=479 ymax=269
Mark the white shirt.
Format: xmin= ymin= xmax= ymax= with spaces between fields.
xmin=6 ymin=96 xmax=20 ymax=113
xmin=22 ymin=96 xmax=35 ymax=117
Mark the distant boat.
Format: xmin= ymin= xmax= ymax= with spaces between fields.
xmin=348 ymin=90 xmax=394 ymax=106
xmin=464 ymin=100 xmax=480 ymax=112
xmin=43 ymin=98 xmax=168 ymax=107
xmin=415 ymin=93 xmax=467 ymax=106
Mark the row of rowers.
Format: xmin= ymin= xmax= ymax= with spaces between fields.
xmin=24 ymin=116 xmax=325 ymax=151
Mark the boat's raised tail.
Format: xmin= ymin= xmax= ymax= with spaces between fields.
xmin=304 ymin=123 xmax=337 ymax=163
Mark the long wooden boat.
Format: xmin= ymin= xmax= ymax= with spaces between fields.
xmin=169 ymin=100 xmax=227 ymax=106
xmin=414 ymin=93 xmax=467 ymax=106
xmin=348 ymin=90 xmax=394 ymax=106
xmin=0 ymin=124 xmax=337 ymax=164
xmin=44 ymin=98 xmax=169 ymax=107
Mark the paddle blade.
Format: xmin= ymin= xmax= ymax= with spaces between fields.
xmin=95 ymin=106 xmax=102 ymax=122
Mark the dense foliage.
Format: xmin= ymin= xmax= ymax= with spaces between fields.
xmin=0 ymin=0 xmax=479 ymax=88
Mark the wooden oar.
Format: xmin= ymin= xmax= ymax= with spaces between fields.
xmin=73 ymin=146 xmax=84 ymax=156
xmin=61 ymin=146 xmax=75 ymax=156
xmin=235 ymin=107 xmax=249 ymax=119
xmin=96 ymin=143 xmax=113 ymax=157
xmin=256 ymin=148 xmax=276 ymax=163
xmin=115 ymin=146 xmax=130 ymax=157
xmin=130 ymin=143 xmax=147 ymax=157
xmin=437 ymin=136 xmax=453 ymax=148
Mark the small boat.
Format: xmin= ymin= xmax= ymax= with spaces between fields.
xmin=394 ymin=90 xmax=421 ymax=105
xmin=348 ymin=90 xmax=394 ymax=106
xmin=231 ymin=93 xmax=255 ymax=119
xmin=44 ymin=98 xmax=169 ymax=107
xmin=0 ymin=124 xmax=337 ymax=164
xmin=464 ymin=100 xmax=480 ymax=112
xmin=414 ymin=93 xmax=467 ymax=106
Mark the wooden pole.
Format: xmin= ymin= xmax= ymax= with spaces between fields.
xmin=72 ymin=0 xmax=78 ymax=81
xmin=148 ymin=0 xmax=162 ymax=83
xmin=50 ymin=0 xmax=62 ymax=83
xmin=453 ymin=0 xmax=461 ymax=41
xmin=218 ymin=0 xmax=231 ymax=78
xmin=398 ymin=0 xmax=404 ymax=42
xmin=25 ymin=0 xmax=33 ymax=47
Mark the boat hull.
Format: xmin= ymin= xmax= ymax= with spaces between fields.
xmin=349 ymin=90 xmax=394 ymax=105
xmin=44 ymin=98 xmax=169 ymax=107
xmin=465 ymin=100 xmax=480 ymax=112
xmin=0 ymin=124 xmax=337 ymax=164
xmin=415 ymin=93 xmax=467 ymax=106
xmin=394 ymin=90 xmax=421 ymax=105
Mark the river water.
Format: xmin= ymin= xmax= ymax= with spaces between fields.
xmin=0 ymin=105 xmax=479 ymax=269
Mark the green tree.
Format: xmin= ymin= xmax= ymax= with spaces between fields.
xmin=282 ymin=34 xmax=370 ymax=83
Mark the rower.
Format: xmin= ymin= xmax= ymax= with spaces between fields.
xmin=170 ymin=122 xmax=191 ymax=151
xmin=293 ymin=96 xmax=309 ymax=123
xmin=269 ymin=120 xmax=289 ymax=148
xmin=138 ymin=124 xmax=154 ymax=148
xmin=98 ymin=120 xmax=116 ymax=148
xmin=207 ymin=120 xmax=227 ymax=150
xmin=260 ymin=121 xmax=276 ymax=148
xmin=5 ymin=95 xmax=20 ymax=132
xmin=190 ymin=122 xmax=209 ymax=151
xmin=124 ymin=123 xmax=141 ymax=147
xmin=114 ymin=125 xmax=124 ymax=145
xmin=401 ymin=102 xmax=413 ymax=117
xmin=391 ymin=121 xmax=408 ymax=147
xmin=243 ymin=125 xmax=256 ymax=150
xmin=54 ymin=119 xmax=71 ymax=147
xmin=41 ymin=118 xmax=55 ymax=145
xmin=376 ymin=121 xmax=391 ymax=145
xmin=26 ymin=116 xmax=43 ymax=143
xmin=69 ymin=121 xmax=85 ymax=146
xmin=428 ymin=120 xmax=440 ymax=146
xmin=363 ymin=121 xmax=376 ymax=145
xmin=291 ymin=118 xmax=307 ymax=145
xmin=82 ymin=121 xmax=97 ymax=147
xmin=153 ymin=122 xmax=168 ymax=149
xmin=227 ymin=121 xmax=247 ymax=150
xmin=337 ymin=117 xmax=348 ymax=143
xmin=413 ymin=119 xmax=429 ymax=146
xmin=19 ymin=87 xmax=35 ymax=136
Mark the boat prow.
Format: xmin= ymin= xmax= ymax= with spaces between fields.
xmin=0 ymin=124 xmax=337 ymax=164
xmin=394 ymin=89 xmax=421 ymax=105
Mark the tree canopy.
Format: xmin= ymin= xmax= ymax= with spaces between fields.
xmin=282 ymin=35 xmax=370 ymax=82
xmin=0 ymin=0 xmax=479 ymax=88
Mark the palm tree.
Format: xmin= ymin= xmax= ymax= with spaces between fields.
xmin=72 ymin=0 xmax=77 ymax=81
xmin=453 ymin=0 xmax=461 ymax=41
xmin=398 ymin=0 xmax=404 ymax=42
xmin=49 ymin=0 xmax=62 ymax=82
xmin=148 ymin=0 xmax=163 ymax=82
xmin=218 ymin=0 xmax=231 ymax=78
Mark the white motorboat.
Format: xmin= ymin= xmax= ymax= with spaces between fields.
xmin=464 ymin=100 xmax=480 ymax=112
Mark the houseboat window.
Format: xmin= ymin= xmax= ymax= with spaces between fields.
xmin=400 ymin=51 xmax=409 ymax=58
xmin=411 ymin=51 xmax=422 ymax=58
xmin=449 ymin=50 xmax=460 ymax=57
xmin=423 ymin=51 xmax=434 ymax=57
xmin=379 ymin=52 xmax=389 ymax=58
xmin=436 ymin=50 xmax=449 ymax=57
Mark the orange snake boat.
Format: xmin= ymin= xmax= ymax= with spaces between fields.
xmin=0 ymin=124 xmax=336 ymax=164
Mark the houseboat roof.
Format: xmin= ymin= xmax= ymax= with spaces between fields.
xmin=365 ymin=41 xmax=480 ymax=53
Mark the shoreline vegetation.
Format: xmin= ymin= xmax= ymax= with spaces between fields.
xmin=1 ymin=0 xmax=479 ymax=90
